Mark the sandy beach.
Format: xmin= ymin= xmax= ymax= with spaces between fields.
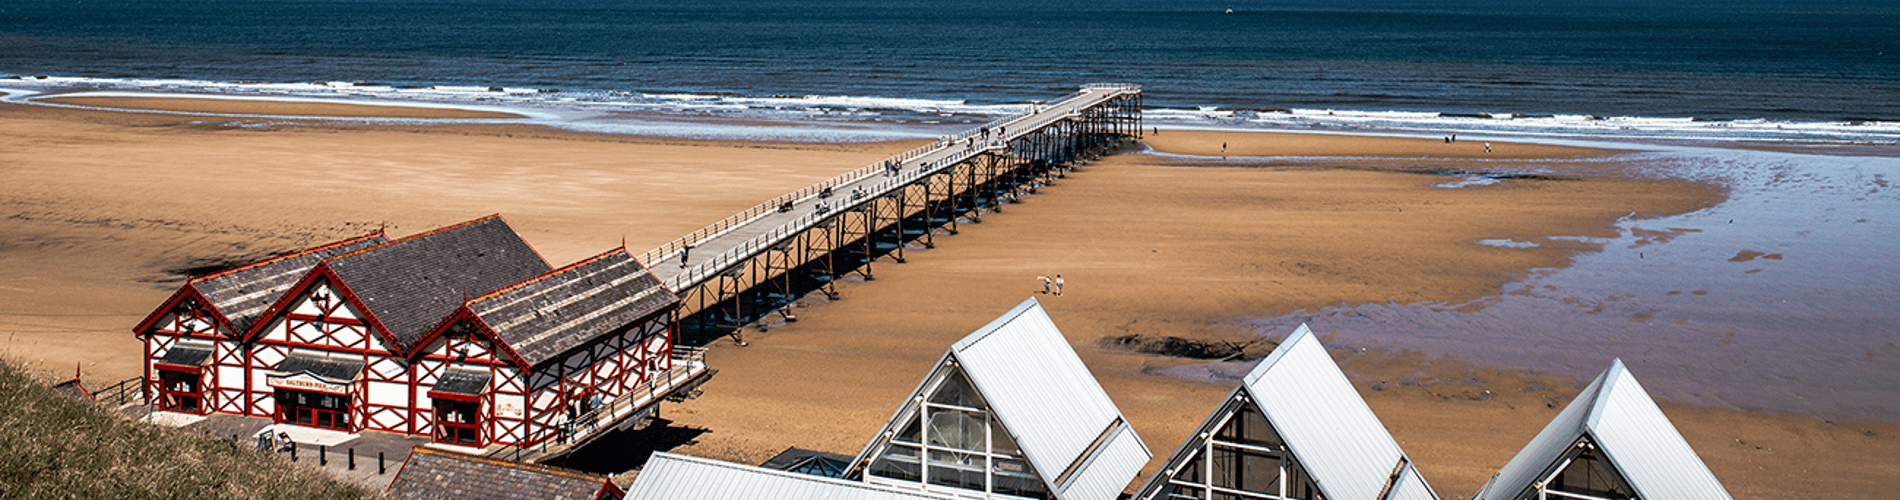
xmin=1 ymin=96 xmax=1894 ymax=499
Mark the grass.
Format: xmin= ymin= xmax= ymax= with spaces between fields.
xmin=0 ymin=360 xmax=374 ymax=499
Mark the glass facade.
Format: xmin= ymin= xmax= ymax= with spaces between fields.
xmin=868 ymin=369 xmax=1053 ymax=499
xmin=1150 ymin=403 xmax=1320 ymax=500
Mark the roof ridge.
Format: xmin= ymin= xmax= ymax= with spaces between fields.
xmin=189 ymin=230 xmax=385 ymax=284
xmin=467 ymin=247 xmax=633 ymax=305
xmin=326 ymin=214 xmax=504 ymax=262
xmin=411 ymin=447 xmax=610 ymax=482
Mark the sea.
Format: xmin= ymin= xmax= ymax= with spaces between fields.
xmin=3 ymin=0 xmax=1898 ymax=143
xmin=4 ymin=0 xmax=1898 ymax=420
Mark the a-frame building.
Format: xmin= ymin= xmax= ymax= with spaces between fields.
xmin=848 ymin=297 xmax=1151 ymax=500
xmin=1134 ymin=324 xmax=1438 ymax=500
xmin=1470 ymin=359 xmax=1731 ymax=500
xmin=134 ymin=231 xmax=389 ymax=416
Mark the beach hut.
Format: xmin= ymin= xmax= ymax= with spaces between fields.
xmin=1470 ymin=359 xmax=1732 ymax=500
xmin=386 ymin=447 xmax=623 ymax=500
xmin=1133 ymin=324 xmax=1437 ymax=500
xmin=847 ymin=297 xmax=1151 ymax=500
xmin=133 ymin=231 xmax=389 ymax=416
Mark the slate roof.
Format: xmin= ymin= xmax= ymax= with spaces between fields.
xmin=431 ymin=368 xmax=492 ymax=396
xmin=463 ymin=249 xmax=675 ymax=368
xmin=1472 ymin=359 xmax=1732 ymax=500
xmin=274 ymin=353 xmax=365 ymax=383
xmin=387 ymin=447 xmax=618 ymax=500
xmin=324 ymin=215 xmax=552 ymax=352
xmin=156 ymin=343 xmax=215 ymax=368
xmin=188 ymin=233 xmax=391 ymax=335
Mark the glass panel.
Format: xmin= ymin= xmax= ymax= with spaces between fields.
xmin=927 ymin=450 xmax=985 ymax=491
xmin=989 ymin=419 xmax=1023 ymax=456
xmin=928 ymin=370 xmax=987 ymax=408
xmin=1159 ymin=484 xmax=1206 ymax=500
xmin=1237 ymin=449 xmax=1281 ymax=493
xmin=1211 ymin=448 xmax=1239 ymax=489
xmin=1177 ymin=449 xmax=1204 ymax=484
xmin=895 ymin=411 xmax=923 ymax=444
xmin=993 ymin=464 xmax=1053 ymax=499
xmin=1550 ymin=448 xmax=1636 ymax=499
xmin=1218 ymin=406 xmax=1281 ymax=448
xmin=870 ymin=444 xmax=922 ymax=481
xmin=926 ymin=408 xmax=986 ymax=452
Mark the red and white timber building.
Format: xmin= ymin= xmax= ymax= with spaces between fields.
xmin=134 ymin=215 xmax=711 ymax=454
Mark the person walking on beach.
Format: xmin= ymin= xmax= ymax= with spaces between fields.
xmin=1485 ymin=142 xmax=1492 ymax=153
xmin=1054 ymin=275 xmax=1065 ymax=296
xmin=1037 ymin=275 xmax=1051 ymax=294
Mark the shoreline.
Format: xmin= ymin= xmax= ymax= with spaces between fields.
xmin=1 ymin=98 xmax=1894 ymax=498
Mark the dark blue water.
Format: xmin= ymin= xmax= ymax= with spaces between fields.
xmin=3 ymin=0 xmax=1898 ymax=121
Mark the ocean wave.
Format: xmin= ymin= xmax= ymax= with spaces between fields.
xmin=1147 ymin=106 xmax=1900 ymax=144
xmin=6 ymin=75 xmax=1897 ymax=144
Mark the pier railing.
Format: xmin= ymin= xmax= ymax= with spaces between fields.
xmin=634 ymin=84 xmax=1140 ymax=274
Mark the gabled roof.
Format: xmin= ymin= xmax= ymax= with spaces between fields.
xmin=624 ymin=452 xmax=951 ymax=500
xmin=454 ymin=248 xmax=676 ymax=368
xmin=851 ymin=297 xmax=1150 ymax=500
xmin=317 ymin=215 xmax=552 ymax=352
xmin=1135 ymin=324 xmax=1437 ymax=500
xmin=387 ymin=447 xmax=620 ymax=500
xmin=1472 ymin=359 xmax=1732 ymax=500
xmin=134 ymin=232 xmax=388 ymax=337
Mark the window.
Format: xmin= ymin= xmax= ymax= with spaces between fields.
xmin=1155 ymin=401 xmax=1317 ymax=500
xmin=869 ymin=368 xmax=1053 ymax=499
xmin=434 ymin=399 xmax=482 ymax=446
xmin=156 ymin=370 xmax=203 ymax=414
xmin=1537 ymin=439 xmax=1637 ymax=500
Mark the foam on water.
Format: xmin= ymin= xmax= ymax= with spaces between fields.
xmin=1146 ymin=107 xmax=1900 ymax=145
xmin=10 ymin=75 xmax=1899 ymax=145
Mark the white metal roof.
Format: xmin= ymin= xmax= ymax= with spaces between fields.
xmin=1472 ymin=359 xmax=1732 ymax=500
xmin=1244 ymin=324 xmax=1437 ymax=500
xmin=853 ymin=297 xmax=1150 ymax=500
xmin=1054 ymin=422 xmax=1151 ymax=500
xmin=624 ymin=452 xmax=953 ymax=500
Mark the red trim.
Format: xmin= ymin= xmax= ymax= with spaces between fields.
xmin=426 ymin=390 xmax=481 ymax=402
xmin=132 ymin=286 xmax=236 ymax=340
xmin=286 ymin=312 xmax=366 ymax=326
xmin=153 ymin=362 xmax=203 ymax=374
xmin=256 ymin=338 xmax=396 ymax=357
xmin=196 ymin=231 xmax=386 ymax=282
xmin=136 ymin=231 xmax=385 ymax=340
xmin=242 ymin=266 xmax=405 ymax=354
xmin=415 ymin=308 xmax=533 ymax=370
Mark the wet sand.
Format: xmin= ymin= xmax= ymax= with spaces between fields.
xmin=34 ymin=94 xmax=524 ymax=119
xmin=1 ymin=97 xmax=1894 ymax=498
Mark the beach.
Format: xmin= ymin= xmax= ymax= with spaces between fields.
xmin=2 ymin=96 xmax=1895 ymax=499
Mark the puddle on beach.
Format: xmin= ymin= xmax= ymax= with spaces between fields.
xmin=1229 ymin=145 xmax=1900 ymax=421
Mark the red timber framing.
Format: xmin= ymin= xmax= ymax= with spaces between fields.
xmin=132 ymin=230 xmax=388 ymax=417
xmin=243 ymin=268 xmax=402 ymax=433
xmin=413 ymin=249 xmax=681 ymax=451
xmin=135 ymin=217 xmax=686 ymax=454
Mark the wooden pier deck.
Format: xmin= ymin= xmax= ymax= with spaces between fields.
xmin=637 ymin=84 xmax=1143 ymax=295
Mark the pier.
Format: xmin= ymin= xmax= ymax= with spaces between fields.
xmin=633 ymin=84 xmax=1144 ymax=340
